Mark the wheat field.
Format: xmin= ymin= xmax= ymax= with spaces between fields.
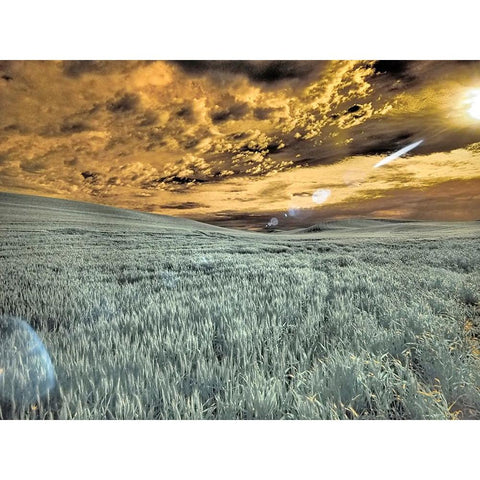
xmin=1 ymin=192 xmax=479 ymax=419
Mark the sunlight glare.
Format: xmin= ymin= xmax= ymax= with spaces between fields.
xmin=468 ymin=90 xmax=480 ymax=119
xmin=373 ymin=140 xmax=424 ymax=168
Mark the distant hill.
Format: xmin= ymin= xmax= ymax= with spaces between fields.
xmin=1 ymin=192 xmax=479 ymax=241
xmin=284 ymin=217 xmax=480 ymax=240
xmin=0 ymin=191 xmax=235 ymax=235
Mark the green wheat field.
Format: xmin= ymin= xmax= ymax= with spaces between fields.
xmin=1 ymin=191 xmax=479 ymax=419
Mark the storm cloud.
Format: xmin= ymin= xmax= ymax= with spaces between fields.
xmin=171 ymin=60 xmax=325 ymax=86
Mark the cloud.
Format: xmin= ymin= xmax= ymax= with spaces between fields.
xmin=158 ymin=202 xmax=207 ymax=210
xmin=59 ymin=120 xmax=92 ymax=134
xmin=20 ymin=158 xmax=48 ymax=174
xmin=62 ymin=60 xmax=152 ymax=78
xmin=1 ymin=60 xmax=480 ymax=226
xmin=170 ymin=60 xmax=327 ymax=86
xmin=210 ymin=101 xmax=249 ymax=123
xmin=106 ymin=92 xmax=140 ymax=113
xmin=0 ymin=60 xmax=393 ymax=188
xmin=371 ymin=60 xmax=416 ymax=84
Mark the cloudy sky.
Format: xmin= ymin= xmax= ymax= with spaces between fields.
xmin=1 ymin=60 xmax=479 ymax=229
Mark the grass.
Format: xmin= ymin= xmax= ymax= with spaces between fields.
xmin=0 ymin=192 xmax=479 ymax=419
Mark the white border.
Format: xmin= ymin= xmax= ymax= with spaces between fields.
xmin=1 ymin=420 xmax=478 ymax=478
xmin=1 ymin=0 xmax=479 ymax=59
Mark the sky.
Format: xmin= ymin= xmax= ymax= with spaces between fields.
xmin=1 ymin=60 xmax=479 ymax=230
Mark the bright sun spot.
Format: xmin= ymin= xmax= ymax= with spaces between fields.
xmin=312 ymin=188 xmax=331 ymax=204
xmin=467 ymin=89 xmax=480 ymax=119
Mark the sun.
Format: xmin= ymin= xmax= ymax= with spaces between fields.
xmin=467 ymin=89 xmax=480 ymax=119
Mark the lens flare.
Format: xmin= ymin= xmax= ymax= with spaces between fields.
xmin=312 ymin=189 xmax=331 ymax=204
xmin=0 ymin=316 xmax=57 ymax=414
xmin=288 ymin=207 xmax=299 ymax=217
xmin=373 ymin=140 xmax=424 ymax=168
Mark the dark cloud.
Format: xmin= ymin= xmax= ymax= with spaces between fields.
xmin=62 ymin=60 xmax=152 ymax=78
xmin=63 ymin=158 xmax=78 ymax=167
xmin=107 ymin=176 xmax=120 ymax=185
xmin=175 ymin=105 xmax=193 ymax=120
xmin=106 ymin=92 xmax=139 ymax=113
xmin=253 ymin=107 xmax=277 ymax=120
xmin=172 ymin=60 xmax=326 ymax=86
xmin=346 ymin=104 xmax=362 ymax=114
xmin=137 ymin=110 xmax=158 ymax=127
xmin=354 ymin=132 xmax=415 ymax=156
xmin=347 ymin=117 xmax=480 ymax=158
xmin=226 ymin=132 xmax=251 ymax=141
xmin=159 ymin=202 xmax=207 ymax=210
xmin=142 ymin=176 xmax=206 ymax=189
xmin=265 ymin=140 xmax=286 ymax=153
xmin=373 ymin=60 xmax=410 ymax=76
xmin=292 ymin=192 xmax=312 ymax=197
xmin=210 ymin=101 xmax=249 ymax=123
xmin=372 ymin=60 xmax=414 ymax=80
xmin=81 ymin=171 xmax=100 ymax=182
xmin=369 ymin=60 xmax=479 ymax=91
xmin=60 ymin=120 xmax=91 ymax=134
xmin=159 ymin=176 xmax=207 ymax=185
xmin=19 ymin=159 xmax=48 ymax=173
xmin=3 ymin=124 xmax=22 ymax=132
xmin=182 ymin=137 xmax=200 ymax=150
